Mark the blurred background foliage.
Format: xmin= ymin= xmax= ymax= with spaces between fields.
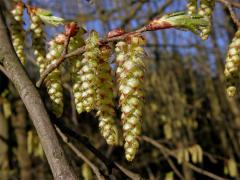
xmin=0 ymin=0 xmax=240 ymax=179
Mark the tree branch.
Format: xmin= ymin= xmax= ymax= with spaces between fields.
xmin=50 ymin=114 xmax=142 ymax=180
xmin=56 ymin=126 xmax=105 ymax=180
xmin=218 ymin=0 xmax=240 ymax=27
xmin=0 ymin=4 xmax=78 ymax=179
xmin=142 ymin=136 xmax=228 ymax=180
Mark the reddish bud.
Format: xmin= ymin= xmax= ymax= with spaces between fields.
xmin=107 ymin=28 xmax=125 ymax=38
xmin=146 ymin=18 xmax=173 ymax=31
xmin=65 ymin=22 xmax=79 ymax=37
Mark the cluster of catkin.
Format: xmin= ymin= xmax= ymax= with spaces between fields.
xmin=69 ymin=30 xmax=119 ymax=145
xmin=224 ymin=30 xmax=240 ymax=97
xmin=187 ymin=0 xmax=215 ymax=40
xmin=10 ymin=2 xmax=26 ymax=64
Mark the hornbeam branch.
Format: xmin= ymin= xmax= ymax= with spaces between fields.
xmin=36 ymin=26 xmax=147 ymax=87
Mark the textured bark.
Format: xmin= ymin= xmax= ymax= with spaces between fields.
xmin=0 ymin=5 xmax=77 ymax=180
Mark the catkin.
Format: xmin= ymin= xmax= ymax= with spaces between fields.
xmin=45 ymin=34 xmax=65 ymax=117
xmin=116 ymin=36 xmax=145 ymax=161
xmin=29 ymin=8 xmax=46 ymax=74
xmin=76 ymin=31 xmax=100 ymax=113
xmin=199 ymin=0 xmax=215 ymax=40
xmin=224 ymin=30 xmax=240 ymax=97
xmin=187 ymin=0 xmax=197 ymax=15
xmin=96 ymin=45 xmax=119 ymax=145
xmin=10 ymin=2 xmax=26 ymax=64
xmin=69 ymin=30 xmax=86 ymax=114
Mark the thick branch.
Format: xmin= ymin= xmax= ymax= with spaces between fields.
xmin=0 ymin=5 xmax=77 ymax=180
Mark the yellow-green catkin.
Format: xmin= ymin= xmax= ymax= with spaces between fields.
xmin=45 ymin=34 xmax=65 ymax=117
xmin=224 ymin=30 xmax=240 ymax=97
xmin=29 ymin=9 xmax=46 ymax=74
xmin=76 ymin=31 xmax=100 ymax=113
xmin=96 ymin=45 xmax=119 ymax=145
xmin=199 ymin=0 xmax=215 ymax=40
xmin=116 ymin=36 xmax=145 ymax=161
xmin=187 ymin=0 xmax=197 ymax=15
xmin=10 ymin=2 xmax=26 ymax=64
xmin=68 ymin=30 xmax=86 ymax=113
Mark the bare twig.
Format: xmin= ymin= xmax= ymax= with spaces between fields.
xmin=218 ymin=0 xmax=240 ymax=9
xmin=50 ymin=113 xmax=142 ymax=180
xmin=36 ymin=26 xmax=148 ymax=88
xmin=142 ymin=136 xmax=228 ymax=180
xmin=219 ymin=0 xmax=240 ymax=27
xmin=56 ymin=126 xmax=105 ymax=180
xmin=36 ymin=34 xmax=71 ymax=88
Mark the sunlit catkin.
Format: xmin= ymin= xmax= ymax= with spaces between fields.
xmin=96 ymin=45 xmax=119 ymax=145
xmin=69 ymin=29 xmax=85 ymax=113
xmin=77 ymin=30 xmax=100 ymax=112
xmin=45 ymin=34 xmax=65 ymax=117
xmin=10 ymin=2 xmax=26 ymax=64
xmin=28 ymin=7 xmax=46 ymax=74
xmin=224 ymin=30 xmax=240 ymax=97
xmin=199 ymin=0 xmax=215 ymax=40
xmin=116 ymin=36 xmax=145 ymax=161
xmin=187 ymin=0 xmax=197 ymax=15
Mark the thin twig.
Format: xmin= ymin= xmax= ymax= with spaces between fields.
xmin=56 ymin=126 xmax=105 ymax=180
xmin=36 ymin=26 xmax=149 ymax=87
xmin=217 ymin=0 xmax=240 ymax=9
xmin=50 ymin=113 xmax=142 ymax=180
xmin=218 ymin=0 xmax=240 ymax=27
xmin=36 ymin=34 xmax=71 ymax=88
xmin=142 ymin=136 xmax=228 ymax=180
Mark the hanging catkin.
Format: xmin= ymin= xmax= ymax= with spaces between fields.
xmin=187 ymin=0 xmax=197 ymax=15
xmin=28 ymin=7 xmax=46 ymax=75
xmin=224 ymin=30 xmax=240 ymax=97
xmin=199 ymin=0 xmax=215 ymax=40
xmin=76 ymin=30 xmax=100 ymax=113
xmin=45 ymin=34 xmax=65 ymax=117
xmin=116 ymin=36 xmax=145 ymax=161
xmin=96 ymin=45 xmax=119 ymax=145
xmin=10 ymin=2 xmax=26 ymax=64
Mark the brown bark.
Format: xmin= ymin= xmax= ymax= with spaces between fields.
xmin=0 ymin=4 xmax=77 ymax=180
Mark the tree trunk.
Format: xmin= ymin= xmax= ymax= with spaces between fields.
xmin=0 ymin=4 xmax=77 ymax=180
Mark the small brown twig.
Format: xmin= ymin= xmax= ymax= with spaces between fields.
xmin=36 ymin=26 xmax=148 ymax=88
xmin=142 ymin=136 xmax=228 ymax=180
xmin=218 ymin=0 xmax=240 ymax=27
xmin=218 ymin=0 xmax=240 ymax=9
xmin=36 ymin=33 xmax=71 ymax=88
xmin=50 ymin=113 xmax=142 ymax=180
xmin=56 ymin=126 xmax=105 ymax=180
